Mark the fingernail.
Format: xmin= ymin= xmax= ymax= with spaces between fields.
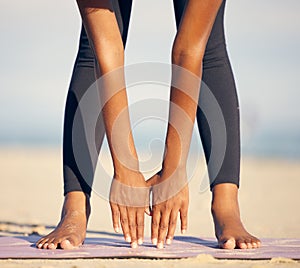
xmin=126 ymin=236 xmax=131 ymax=243
xmin=138 ymin=238 xmax=143 ymax=245
xmin=152 ymin=238 xmax=157 ymax=245
xmin=166 ymin=238 xmax=172 ymax=245
xmin=131 ymin=242 xmax=137 ymax=249
xmin=114 ymin=227 xmax=120 ymax=233
xmin=38 ymin=244 xmax=42 ymax=248
xmin=181 ymin=229 xmax=186 ymax=234
xmin=157 ymin=242 xmax=163 ymax=249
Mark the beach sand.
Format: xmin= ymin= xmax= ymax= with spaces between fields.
xmin=0 ymin=146 xmax=300 ymax=267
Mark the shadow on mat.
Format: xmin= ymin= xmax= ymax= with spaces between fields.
xmin=1 ymin=221 xmax=218 ymax=249
xmin=173 ymin=236 xmax=218 ymax=248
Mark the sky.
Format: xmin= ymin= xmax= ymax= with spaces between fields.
xmin=0 ymin=0 xmax=299 ymax=157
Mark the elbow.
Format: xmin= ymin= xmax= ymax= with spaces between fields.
xmin=171 ymin=42 xmax=206 ymax=65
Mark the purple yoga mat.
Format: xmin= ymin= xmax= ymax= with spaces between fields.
xmin=0 ymin=235 xmax=299 ymax=259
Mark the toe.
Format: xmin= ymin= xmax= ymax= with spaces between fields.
xmin=246 ymin=242 xmax=253 ymax=249
xmin=37 ymin=243 xmax=44 ymax=249
xmin=60 ymin=239 xmax=74 ymax=249
xmin=236 ymin=239 xmax=247 ymax=249
xmin=36 ymin=238 xmax=47 ymax=248
xmin=219 ymin=237 xmax=236 ymax=250
xmin=60 ymin=239 xmax=76 ymax=249
xmin=252 ymin=236 xmax=261 ymax=248
xmin=252 ymin=237 xmax=261 ymax=248
xmin=48 ymin=243 xmax=56 ymax=249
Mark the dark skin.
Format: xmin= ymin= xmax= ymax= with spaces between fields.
xmin=36 ymin=0 xmax=260 ymax=250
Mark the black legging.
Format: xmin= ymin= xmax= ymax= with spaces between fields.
xmin=63 ymin=0 xmax=240 ymax=196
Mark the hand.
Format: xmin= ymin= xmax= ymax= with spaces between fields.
xmin=148 ymin=168 xmax=189 ymax=249
xmin=109 ymin=167 xmax=150 ymax=248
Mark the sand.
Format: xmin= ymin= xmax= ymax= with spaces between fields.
xmin=0 ymin=146 xmax=300 ymax=267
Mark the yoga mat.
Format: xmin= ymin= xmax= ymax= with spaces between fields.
xmin=0 ymin=235 xmax=299 ymax=260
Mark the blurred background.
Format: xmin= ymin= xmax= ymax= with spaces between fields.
xmin=0 ymin=0 xmax=299 ymax=159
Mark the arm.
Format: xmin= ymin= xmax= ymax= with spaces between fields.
xmin=76 ymin=0 xmax=149 ymax=248
xmin=150 ymin=0 xmax=223 ymax=248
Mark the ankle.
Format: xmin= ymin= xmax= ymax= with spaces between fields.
xmin=63 ymin=192 xmax=91 ymax=216
xmin=211 ymin=183 xmax=239 ymax=214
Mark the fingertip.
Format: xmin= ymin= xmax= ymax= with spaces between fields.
xmin=131 ymin=241 xmax=138 ymax=249
xmin=181 ymin=229 xmax=186 ymax=234
xmin=125 ymin=235 xmax=131 ymax=243
xmin=157 ymin=242 xmax=164 ymax=249
xmin=166 ymin=238 xmax=172 ymax=245
xmin=152 ymin=238 xmax=157 ymax=245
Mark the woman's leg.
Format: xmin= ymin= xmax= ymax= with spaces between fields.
xmin=173 ymin=0 xmax=260 ymax=249
xmin=36 ymin=0 xmax=133 ymax=250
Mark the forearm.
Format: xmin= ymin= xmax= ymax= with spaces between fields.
xmin=162 ymin=0 xmax=223 ymax=173
xmin=77 ymin=0 xmax=139 ymax=174
xmin=163 ymin=59 xmax=202 ymax=173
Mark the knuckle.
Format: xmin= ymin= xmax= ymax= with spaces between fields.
xmin=112 ymin=210 xmax=119 ymax=217
xmin=181 ymin=213 xmax=187 ymax=219
xmin=137 ymin=221 xmax=144 ymax=227
xmin=152 ymin=221 xmax=159 ymax=228
xmin=128 ymin=223 xmax=136 ymax=229
xmin=159 ymin=225 xmax=168 ymax=231
xmin=121 ymin=218 xmax=128 ymax=224
xmin=169 ymin=220 xmax=177 ymax=226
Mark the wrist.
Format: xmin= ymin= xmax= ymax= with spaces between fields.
xmin=111 ymin=151 xmax=140 ymax=174
xmin=162 ymin=150 xmax=187 ymax=176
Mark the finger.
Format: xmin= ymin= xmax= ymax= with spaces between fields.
xmin=180 ymin=204 xmax=188 ymax=234
xmin=110 ymin=202 xmax=120 ymax=233
xmin=151 ymin=206 xmax=160 ymax=246
xmin=127 ymin=207 xmax=137 ymax=248
xmin=136 ymin=208 xmax=145 ymax=245
xmin=166 ymin=209 xmax=179 ymax=245
xmin=119 ymin=205 xmax=131 ymax=243
xmin=157 ymin=208 xmax=171 ymax=249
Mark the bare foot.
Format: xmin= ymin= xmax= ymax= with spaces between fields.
xmin=211 ymin=183 xmax=261 ymax=250
xmin=36 ymin=191 xmax=90 ymax=250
